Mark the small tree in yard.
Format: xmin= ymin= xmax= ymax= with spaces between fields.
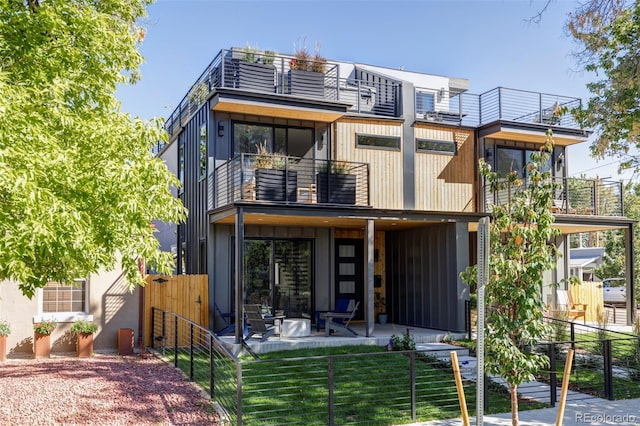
xmin=462 ymin=130 xmax=561 ymax=426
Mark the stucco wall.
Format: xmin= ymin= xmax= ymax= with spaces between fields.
xmin=0 ymin=266 xmax=140 ymax=357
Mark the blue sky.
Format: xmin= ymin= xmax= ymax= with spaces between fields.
xmin=116 ymin=0 xmax=633 ymax=182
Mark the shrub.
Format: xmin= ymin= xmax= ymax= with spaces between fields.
xmin=34 ymin=320 xmax=56 ymax=335
xmin=70 ymin=320 xmax=98 ymax=334
xmin=389 ymin=329 xmax=416 ymax=351
xmin=0 ymin=320 xmax=10 ymax=336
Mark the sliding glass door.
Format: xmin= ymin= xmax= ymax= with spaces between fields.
xmin=244 ymin=239 xmax=313 ymax=318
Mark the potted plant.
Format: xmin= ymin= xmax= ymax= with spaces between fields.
xmin=70 ymin=320 xmax=98 ymax=358
xmin=375 ymin=293 xmax=388 ymax=325
xmin=0 ymin=320 xmax=10 ymax=362
xmin=33 ymin=320 xmax=56 ymax=358
xmin=288 ymin=39 xmax=326 ymax=98
xmin=316 ymin=160 xmax=356 ymax=204
xmin=254 ymin=142 xmax=297 ymax=202
xmin=231 ymin=44 xmax=276 ymax=93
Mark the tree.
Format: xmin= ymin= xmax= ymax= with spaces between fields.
xmin=0 ymin=0 xmax=186 ymax=298
xmin=462 ymin=131 xmax=560 ymax=426
xmin=567 ymin=0 xmax=640 ymax=170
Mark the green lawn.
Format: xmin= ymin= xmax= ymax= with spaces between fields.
xmin=168 ymin=345 xmax=545 ymax=425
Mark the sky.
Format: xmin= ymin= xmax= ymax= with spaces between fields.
xmin=115 ymin=0 xmax=635 ymax=183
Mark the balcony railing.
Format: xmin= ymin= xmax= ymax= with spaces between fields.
xmin=209 ymin=155 xmax=369 ymax=210
xmin=415 ymin=86 xmax=583 ymax=130
xmin=483 ymin=176 xmax=624 ymax=217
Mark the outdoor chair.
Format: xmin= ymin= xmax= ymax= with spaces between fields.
xmin=315 ymin=297 xmax=352 ymax=331
xmin=555 ymin=289 xmax=587 ymax=324
xmin=321 ymin=300 xmax=360 ymax=337
xmin=244 ymin=304 xmax=276 ymax=342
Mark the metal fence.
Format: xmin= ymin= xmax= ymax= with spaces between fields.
xmin=210 ymin=154 xmax=369 ymax=209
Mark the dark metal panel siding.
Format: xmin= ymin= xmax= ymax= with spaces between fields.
xmin=386 ymin=224 xmax=464 ymax=331
xmin=178 ymin=104 xmax=210 ymax=274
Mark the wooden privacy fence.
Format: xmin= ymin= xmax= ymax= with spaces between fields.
xmin=144 ymin=274 xmax=208 ymax=347
xmin=570 ymin=281 xmax=604 ymax=323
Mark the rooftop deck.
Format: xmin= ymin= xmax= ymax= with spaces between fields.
xmin=154 ymin=48 xmax=585 ymax=154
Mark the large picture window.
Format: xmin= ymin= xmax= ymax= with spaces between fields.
xmin=496 ymin=147 xmax=552 ymax=177
xmin=233 ymin=123 xmax=314 ymax=158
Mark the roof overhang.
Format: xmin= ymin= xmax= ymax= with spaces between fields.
xmin=479 ymin=120 xmax=590 ymax=146
xmin=210 ymin=88 xmax=349 ymax=122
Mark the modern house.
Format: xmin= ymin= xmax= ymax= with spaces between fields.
xmin=153 ymin=47 xmax=636 ymax=344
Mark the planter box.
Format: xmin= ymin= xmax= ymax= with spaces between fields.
xmin=34 ymin=333 xmax=51 ymax=359
xmin=316 ymin=173 xmax=356 ymax=204
xmin=236 ymin=61 xmax=275 ymax=93
xmin=0 ymin=335 xmax=6 ymax=362
xmin=255 ymin=169 xmax=297 ymax=202
xmin=76 ymin=332 xmax=94 ymax=358
xmin=288 ymin=69 xmax=325 ymax=98
xmin=118 ymin=328 xmax=134 ymax=356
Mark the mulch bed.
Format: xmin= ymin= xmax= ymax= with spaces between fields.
xmin=0 ymin=354 xmax=221 ymax=425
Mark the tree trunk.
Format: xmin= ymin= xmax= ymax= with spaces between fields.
xmin=509 ymin=383 xmax=519 ymax=425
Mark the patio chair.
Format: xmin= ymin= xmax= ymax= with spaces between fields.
xmin=555 ymin=289 xmax=587 ymax=324
xmin=315 ymin=297 xmax=352 ymax=331
xmin=244 ymin=304 xmax=276 ymax=342
xmin=321 ymin=300 xmax=360 ymax=337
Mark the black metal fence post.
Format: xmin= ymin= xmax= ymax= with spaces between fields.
xmin=174 ymin=315 xmax=178 ymax=368
xmin=162 ymin=310 xmax=166 ymax=349
xmin=604 ymin=339 xmax=613 ymax=400
xmin=410 ymin=352 xmax=416 ymax=420
xmin=210 ymin=335 xmax=215 ymax=399
xmin=328 ymin=357 xmax=334 ymax=426
xmin=465 ymin=300 xmax=471 ymax=340
xmin=549 ymin=343 xmax=557 ymax=407
xmin=484 ymin=373 xmax=489 ymax=412
xmin=190 ymin=323 xmax=194 ymax=381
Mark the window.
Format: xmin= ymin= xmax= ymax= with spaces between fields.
xmin=199 ymin=124 xmax=207 ymax=181
xmin=416 ymin=138 xmax=456 ymax=154
xmin=356 ymin=134 xmax=401 ymax=150
xmin=416 ymin=91 xmax=435 ymax=114
xmin=496 ymin=147 xmax=552 ymax=177
xmin=232 ymin=122 xmax=314 ymax=158
xmin=42 ymin=280 xmax=86 ymax=313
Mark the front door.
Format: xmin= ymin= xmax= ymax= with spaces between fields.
xmin=334 ymin=238 xmax=364 ymax=320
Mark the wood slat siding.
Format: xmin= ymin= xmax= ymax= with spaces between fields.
xmin=571 ymin=281 xmax=604 ymax=323
xmin=144 ymin=274 xmax=208 ymax=346
xmin=414 ymin=125 xmax=475 ymax=212
xmin=336 ymin=119 xmax=404 ymax=209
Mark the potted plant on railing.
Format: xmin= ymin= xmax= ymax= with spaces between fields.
xmin=375 ymin=293 xmax=388 ymax=325
xmin=254 ymin=142 xmax=297 ymax=202
xmin=231 ymin=44 xmax=276 ymax=93
xmin=70 ymin=320 xmax=98 ymax=358
xmin=316 ymin=160 xmax=356 ymax=204
xmin=288 ymin=40 xmax=326 ymax=98
xmin=33 ymin=320 xmax=56 ymax=359
xmin=0 ymin=320 xmax=10 ymax=362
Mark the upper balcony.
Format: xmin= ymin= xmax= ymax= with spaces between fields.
xmin=484 ymin=176 xmax=624 ymax=217
xmin=209 ymin=155 xmax=370 ymax=210
xmin=414 ymin=86 xmax=588 ymax=145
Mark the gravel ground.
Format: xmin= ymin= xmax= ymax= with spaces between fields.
xmin=0 ymin=354 xmax=221 ymax=425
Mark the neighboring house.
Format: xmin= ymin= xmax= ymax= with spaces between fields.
xmin=154 ymin=47 xmax=636 ymax=342
xmin=569 ymin=246 xmax=605 ymax=282
xmin=0 ymin=266 xmax=141 ymax=356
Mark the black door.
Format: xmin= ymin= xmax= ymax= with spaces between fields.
xmin=334 ymin=238 xmax=364 ymax=320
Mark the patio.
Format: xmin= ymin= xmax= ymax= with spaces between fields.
xmin=220 ymin=322 xmax=467 ymax=355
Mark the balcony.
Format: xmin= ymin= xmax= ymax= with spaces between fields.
xmin=414 ymin=87 xmax=584 ymax=137
xmin=484 ymin=177 xmax=624 ymax=217
xmin=209 ymin=155 xmax=370 ymax=210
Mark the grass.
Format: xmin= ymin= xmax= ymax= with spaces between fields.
xmin=167 ymin=345 xmax=546 ymax=425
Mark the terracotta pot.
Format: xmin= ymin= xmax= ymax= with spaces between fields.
xmin=76 ymin=332 xmax=94 ymax=358
xmin=34 ymin=332 xmax=51 ymax=359
xmin=0 ymin=335 xmax=7 ymax=362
